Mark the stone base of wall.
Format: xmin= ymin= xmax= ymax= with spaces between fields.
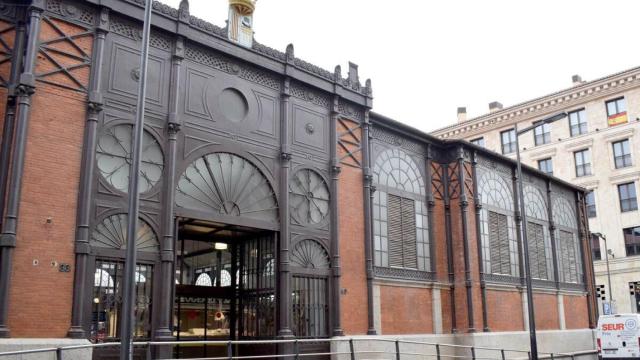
xmin=0 ymin=339 xmax=92 ymax=360
xmin=331 ymin=329 xmax=596 ymax=360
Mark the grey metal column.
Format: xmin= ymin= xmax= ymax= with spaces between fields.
xmin=456 ymin=146 xmax=475 ymax=332
xmin=514 ymin=123 xmax=538 ymax=360
xmin=471 ymin=150 xmax=489 ymax=332
xmin=443 ymin=160 xmax=457 ymax=333
xmin=425 ymin=145 xmax=435 ymax=274
xmin=67 ymin=7 xmax=108 ymax=339
xmin=155 ymin=35 xmax=184 ymax=340
xmin=361 ymin=111 xmax=376 ymax=335
xmin=120 ymin=0 xmax=152 ymax=357
xmin=545 ymin=181 xmax=560 ymax=289
xmin=277 ymin=74 xmax=293 ymax=337
xmin=329 ymin=95 xmax=343 ymax=336
xmin=512 ymin=169 xmax=525 ymax=287
xmin=0 ymin=1 xmax=43 ymax=338
xmin=0 ymin=16 xmax=26 ymax=230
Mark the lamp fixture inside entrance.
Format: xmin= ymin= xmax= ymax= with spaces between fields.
xmin=214 ymin=242 xmax=228 ymax=250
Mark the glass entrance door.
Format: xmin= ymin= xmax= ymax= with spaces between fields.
xmin=174 ymin=219 xmax=276 ymax=358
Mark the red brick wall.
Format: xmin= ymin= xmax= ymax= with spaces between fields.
xmin=486 ymin=289 xmax=524 ymax=331
xmin=337 ymin=121 xmax=368 ymax=335
xmin=564 ymin=294 xmax=589 ymax=329
xmin=533 ymin=293 xmax=559 ymax=330
xmin=380 ymin=285 xmax=432 ymax=334
xmin=7 ymin=17 xmax=91 ymax=337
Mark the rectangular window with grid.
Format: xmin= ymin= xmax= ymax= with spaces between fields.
xmin=591 ymin=234 xmax=601 ymax=261
xmin=470 ymin=137 xmax=485 ymax=147
xmin=558 ymin=230 xmax=579 ymax=283
xmin=618 ymin=182 xmax=638 ymax=212
xmin=527 ymin=222 xmax=548 ymax=280
xmin=624 ymin=226 xmax=640 ymax=257
xmin=488 ymin=211 xmax=511 ymax=275
xmin=568 ymin=109 xmax=587 ymax=136
xmin=538 ymin=158 xmax=553 ymax=175
xmin=501 ymin=129 xmax=516 ymax=154
xmin=613 ymin=139 xmax=632 ymax=169
xmin=574 ymin=149 xmax=592 ymax=177
xmin=387 ymin=194 xmax=417 ymax=269
xmin=534 ymin=123 xmax=551 ymax=146
xmin=586 ymin=190 xmax=596 ymax=218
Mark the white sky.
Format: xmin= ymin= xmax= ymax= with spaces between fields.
xmin=164 ymin=0 xmax=640 ymax=132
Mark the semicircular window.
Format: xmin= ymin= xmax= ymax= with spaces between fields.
xmin=290 ymin=169 xmax=330 ymax=225
xmin=90 ymin=214 xmax=160 ymax=253
xmin=96 ymin=124 xmax=164 ymax=194
xmin=291 ymin=239 xmax=330 ymax=269
xmin=176 ymin=153 xmax=278 ymax=223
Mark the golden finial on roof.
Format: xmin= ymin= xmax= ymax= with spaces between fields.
xmin=229 ymin=0 xmax=255 ymax=16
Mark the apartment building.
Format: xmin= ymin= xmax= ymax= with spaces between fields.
xmin=432 ymin=69 xmax=640 ymax=315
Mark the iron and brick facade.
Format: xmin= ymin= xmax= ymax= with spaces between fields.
xmin=0 ymin=0 xmax=596 ymax=356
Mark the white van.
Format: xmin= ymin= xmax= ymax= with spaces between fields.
xmin=597 ymin=314 xmax=640 ymax=359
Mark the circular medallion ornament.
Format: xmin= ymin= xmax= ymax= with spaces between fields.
xmin=289 ymin=169 xmax=329 ymax=225
xmin=96 ymin=124 xmax=164 ymax=194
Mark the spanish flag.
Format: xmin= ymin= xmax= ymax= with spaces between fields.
xmin=608 ymin=111 xmax=628 ymax=127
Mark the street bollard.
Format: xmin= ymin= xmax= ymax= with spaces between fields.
xmin=56 ymin=347 xmax=62 ymax=360
xmin=395 ymin=339 xmax=400 ymax=360
xmin=227 ymin=341 xmax=233 ymax=360
xmin=294 ymin=339 xmax=299 ymax=360
xmin=146 ymin=344 xmax=151 ymax=360
xmin=500 ymin=349 xmax=505 ymax=360
xmin=471 ymin=346 xmax=476 ymax=360
xmin=436 ymin=344 xmax=441 ymax=360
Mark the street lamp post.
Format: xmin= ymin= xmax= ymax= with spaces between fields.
xmin=593 ymin=232 xmax=613 ymax=310
xmin=514 ymin=112 xmax=568 ymax=360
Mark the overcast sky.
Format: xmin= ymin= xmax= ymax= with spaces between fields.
xmin=164 ymin=0 xmax=640 ymax=133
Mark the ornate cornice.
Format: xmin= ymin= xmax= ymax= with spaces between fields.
xmin=432 ymin=66 xmax=640 ymax=139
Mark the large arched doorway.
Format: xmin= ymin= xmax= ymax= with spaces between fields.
xmin=173 ymin=152 xmax=279 ymax=358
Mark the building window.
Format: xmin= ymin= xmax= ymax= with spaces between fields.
xmin=591 ymin=234 xmax=601 ymax=261
xmin=552 ymin=196 xmax=583 ymax=284
xmin=501 ymin=129 xmax=516 ymax=154
xmin=373 ymin=148 xmax=430 ymax=272
xmin=606 ymin=97 xmax=628 ymax=126
xmin=534 ymin=123 xmax=551 ymax=146
xmin=470 ymin=137 xmax=485 ymax=147
xmin=625 ymin=226 xmax=640 ymax=257
xmin=478 ymin=169 xmax=519 ymax=278
xmin=612 ymin=139 xmax=632 ymax=169
xmin=574 ymin=149 xmax=592 ymax=177
xmin=586 ymin=191 xmax=596 ymax=218
xmin=538 ymin=158 xmax=553 ymax=175
xmin=618 ymin=182 xmax=638 ymax=212
xmin=523 ymin=185 xmax=553 ymax=281
xmin=568 ymin=109 xmax=587 ymax=136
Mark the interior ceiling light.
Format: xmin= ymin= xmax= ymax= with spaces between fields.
xmin=214 ymin=242 xmax=228 ymax=250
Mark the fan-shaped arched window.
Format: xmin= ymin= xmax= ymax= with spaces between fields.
xmin=372 ymin=148 xmax=429 ymax=272
xmin=91 ymin=214 xmax=160 ymax=253
xmin=552 ymin=196 xmax=582 ymax=283
xmin=291 ymin=239 xmax=330 ymax=269
xmin=176 ymin=153 xmax=278 ymax=223
xmin=477 ymin=169 xmax=518 ymax=277
xmin=523 ymin=185 xmax=553 ymax=280
xmin=195 ymin=273 xmax=213 ymax=287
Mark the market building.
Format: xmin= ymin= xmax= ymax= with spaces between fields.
xmin=432 ymin=67 xmax=640 ymax=317
xmin=0 ymin=0 xmax=596 ymax=358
